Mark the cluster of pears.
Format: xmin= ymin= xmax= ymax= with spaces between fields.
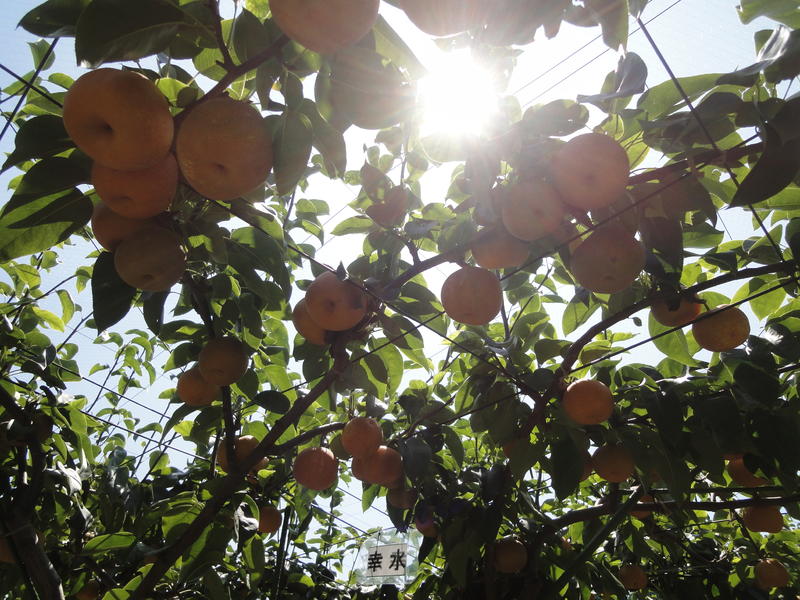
xmin=291 ymin=271 xmax=370 ymax=346
xmin=441 ymin=133 xmax=639 ymax=327
xmin=63 ymin=68 xmax=272 ymax=293
xmin=341 ymin=416 xmax=405 ymax=489
xmin=176 ymin=336 xmax=250 ymax=407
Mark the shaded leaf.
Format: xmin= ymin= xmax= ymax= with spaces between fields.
xmin=521 ymin=99 xmax=589 ymax=137
xmin=75 ymin=0 xmax=210 ymax=67
xmin=551 ymin=436 xmax=584 ymax=499
xmin=273 ymin=111 xmax=313 ymax=196
xmin=578 ymin=52 xmax=647 ymax=108
xmin=731 ymin=124 xmax=800 ymax=207
xmin=718 ymin=26 xmax=800 ymax=86
xmin=0 ymin=188 xmax=91 ymax=262
xmin=92 ymin=252 xmax=137 ymax=331
xmin=253 ymin=390 xmax=290 ymax=414
xmin=19 ymin=0 xmax=88 ymax=37
xmin=2 ymin=115 xmax=72 ymax=172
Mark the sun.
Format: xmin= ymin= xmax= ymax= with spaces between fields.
xmin=417 ymin=50 xmax=500 ymax=136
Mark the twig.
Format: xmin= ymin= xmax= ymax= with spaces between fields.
xmin=175 ymin=34 xmax=290 ymax=122
xmin=220 ymin=386 xmax=238 ymax=471
xmin=207 ymin=0 xmax=235 ymax=69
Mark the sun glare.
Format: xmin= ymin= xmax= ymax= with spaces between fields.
xmin=418 ymin=50 xmax=500 ymax=136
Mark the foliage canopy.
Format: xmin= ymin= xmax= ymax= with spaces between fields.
xmin=1 ymin=1 xmax=800 ymax=599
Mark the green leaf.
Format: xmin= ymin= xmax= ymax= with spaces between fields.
xmin=143 ymin=291 xmax=169 ymax=335
xmin=588 ymin=0 xmax=629 ymax=50
xmin=331 ymin=216 xmax=374 ymax=236
xmin=521 ymin=99 xmax=589 ymax=137
xmin=4 ymin=156 xmax=90 ymax=214
xmin=19 ymin=0 xmax=88 ymax=37
xmin=253 ymin=390 xmax=290 ymax=414
xmin=83 ymin=532 xmax=137 ymax=554
xmin=75 ymin=0 xmax=210 ymax=67
xmin=361 ymin=483 xmax=381 ymax=513
xmin=637 ymin=73 xmax=721 ymax=118
xmin=0 ymin=188 xmax=91 ymax=262
xmin=2 ymin=115 xmax=72 ymax=172
xmin=371 ymin=15 xmax=427 ymax=80
xmin=273 ymin=111 xmax=313 ymax=196
xmin=230 ymin=227 xmax=290 ymax=296
xmin=562 ymin=293 xmax=600 ymax=336
xmin=31 ymin=306 xmax=65 ymax=331
xmin=550 ymin=436 xmax=584 ymax=500
xmin=738 ymin=0 xmax=800 ymax=28
xmin=648 ymin=313 xmax=695 ymax=365
xmin=299 ymin=99 xmax=347 ymax=177
xmin=733 ymin=277 xmax=786 ymax=321
xmin=92 ymin=252 xmax=137 ymax=331
xmin=578 ymin=52 xmax=647 ymax=109
xmin=730 ymin=124 xmax=800 ymax=207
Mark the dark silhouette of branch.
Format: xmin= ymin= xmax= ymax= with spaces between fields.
xmin=131 ymin=346 xmax=348 ymax=599
xmin=0 ymin=386 xmax=65 ymax=600
xmin=546 ymin=487 xmax=646 ymax=595
xmin=517 ymin=259 xmax=798 ymax=436
xmin=627 ymin=141 xmax=763 ymax=185
xmin=272 ymin=422 xmax=346 ymax=454
xmin=548 ymin=493 xmax=800 ymax=531
xmin=176 ymin=34 xmax=290 ymax=123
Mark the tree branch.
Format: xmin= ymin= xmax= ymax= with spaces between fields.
xmin=559 ymin=260 xmax=796 ymax=377
xmin=220 ymin=385 xmax=238 ymax=472
xmin=176 ymin=34 xmax=290 ymax=123
xmin=546 ymin=487 xmax=645 ymax=595
xmin=207 ymin=0 xmax=235 ymax=69
xmin=272 ymin=422 xmax=346 ymax=454
xmin=627 ymin=141 xmax=763 ymax=185
xmin=0 ymin=386 xmax=65 ymax=600
xmin=519 ymin=259 xmax=798 ymax=437
xmin=548 ymin=493 xmax=800 ymax=531
xmin=131 ymin=346 xmax=348 ymax=599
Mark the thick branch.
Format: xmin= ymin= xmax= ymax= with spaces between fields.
xmin=176 ymin=34 xmax=290 ymax=122
xmin=529 ymin=259 xmax=798 ymax=423
xmin=546 ymin=487 xmax=645 ymax=595
xmin=0 ymin=387 xmax=65 ymax=599
xmin=272 ymin=422 xmax=345 ymax=454
xmin=220 ymin=386 xmax=238 ymax=472
xmin=131 ymin=348 xmax=347 ymax=599
xmin=2 ymin=518 xmax=65 ymax=600
xmin=627 ymin=141 xmax=763 ymax=185
xmin=549 ymin=493 xmax=800 ymax=531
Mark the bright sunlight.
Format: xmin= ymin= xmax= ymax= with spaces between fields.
xmin=417 ymin=50 xmax=500 ymax=135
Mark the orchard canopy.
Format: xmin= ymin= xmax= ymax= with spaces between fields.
xmin=2 ymin=0 xmax=800 ymax=598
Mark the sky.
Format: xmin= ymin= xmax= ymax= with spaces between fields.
xmin=0 ymin=0 xmax=792 ymax=580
